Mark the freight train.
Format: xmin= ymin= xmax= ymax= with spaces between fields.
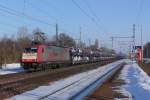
xmin=21 ymin=44 xmax=117 ymax=71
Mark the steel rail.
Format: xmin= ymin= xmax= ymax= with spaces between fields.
xmin=39 ymin=62 xmax=124 ymax=100
xmin=69 ymin=63 xmax=124 ymax=100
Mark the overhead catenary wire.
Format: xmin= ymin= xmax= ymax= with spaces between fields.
xmin=72 ymin=0 xmax=106 ymax=33
xmin=0 ymin=20 xmax=19 ymax=29
xmin=84 ymin=0 xmax=100 ymax=22
xmin=27 ymin=1 xmax=58 ymax=21
xmin=0 ymin=9 xmax=36 ymax=30
xmin=0 ymin=3 xmax=70 ymax=39
xmin=41 ymin=0 xmax=64 ymax=17
xmin=0 ymin=3 xmax=57 ymax=40
xmin=84 ymin=0 xmax=109 ymax=34
xmin=40 ymin=0 xmax=77 ymax=34
xmin=72 ymin=0 xmax=109 ymax=45
xmin=0 ymin=10 xmax=38 ymax=37
xmin=26 ymin=0 xmax=75 ymax=36
xmin=0 ymin=3 xmax=55 ymax=27
xmin=135 ymin=0 xmax=143 ymax=25
xmin=72 ymin=0 xmax=95 ymax=22
xmin=23 ymin=0 xmax=26 ymax=15
xmin=33 ymin=0 xmax=68 ymax=25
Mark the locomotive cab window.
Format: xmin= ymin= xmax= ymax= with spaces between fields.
xmin=24 ymin=48 xmax=37 ymax=53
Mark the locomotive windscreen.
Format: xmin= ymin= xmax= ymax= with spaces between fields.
xmin=24 ymin=48 xmax=37 ymax=53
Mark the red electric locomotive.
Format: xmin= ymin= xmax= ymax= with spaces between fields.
xmin=21 ymin=44 xmax=71 ymax=70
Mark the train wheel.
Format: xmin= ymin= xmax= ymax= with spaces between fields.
xmin=56 ymin=64 xmax=60 ymax=68
xmin=42 ymin=64 xmax=46 ymax=71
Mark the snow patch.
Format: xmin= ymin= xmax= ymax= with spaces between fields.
xmin=118 ymin=63 xmax=130 ymax=84
xmin=114 ymin=87 xmax=133 ymax=100
xmin=133 ymin=63 xmax=150 ymax=91
xmin=0 ymin=63 xmax=24 ymax=75
xmin=115 ymin=60 xmax=150 ymax=100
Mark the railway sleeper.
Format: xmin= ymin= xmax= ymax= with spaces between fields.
xmin=84 ymin=95 xmax=113 ymax=100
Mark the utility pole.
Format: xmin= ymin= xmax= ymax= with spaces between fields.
xmin=88 ymin=39 xmax=91 ymax=46
xmin=141 ymin=25 xmax=143 ymax=62
xmin=56 ymin=23 xmax=59 ymax=45
xmin=129 ymin=43 xmax=132 ymax=58
xmin=79 ymin=27 xmax=82 ymax=48
xmin=133 ymin=24 xmax=135 ymax=47
xmin=111 ymin=37 xmax=114 ymax=49
xmin=147 ymin=46 xmax=149 ymax=58
xmin=110 ymin=35 xmax=133 ymax=58
xmin=132 ymin=24 xmax=136 ymax=60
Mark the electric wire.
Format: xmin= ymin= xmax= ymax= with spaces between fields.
xmin=84 ymin=0 xmax=109 ymax=34
xmin=0 ymin=3 xmax=55 ymax=27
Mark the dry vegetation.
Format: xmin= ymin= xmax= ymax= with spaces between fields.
xmin=139 ymin=63 xmax=150 ymax=76
xmin=0 ymin=26 xmax=102 ymax=67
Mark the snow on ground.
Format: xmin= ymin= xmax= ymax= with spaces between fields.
xmin=0 ymin=63 xmax=24 ymax=75
xmin=115 ymin=60 xmax=150 ymax=100
xmin=8 ymin=60 xmax=126 ymax=100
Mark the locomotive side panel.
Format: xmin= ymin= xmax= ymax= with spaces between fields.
xmin=40 ymin=46 xmax=71 ymax=64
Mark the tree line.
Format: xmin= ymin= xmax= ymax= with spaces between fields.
xmin=0 ymin=26 xmax=101 ymax=66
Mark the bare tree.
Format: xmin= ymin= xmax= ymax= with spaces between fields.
xmin=88 ymin=39 xmax=99 ymax=50
xmin=17 ymin=26 xmax=31 ymax=52
xmin=32 ymin=27 xmax=42 ymax=34
xmin=50 ymin=33 xmax=76 ymax=47
xmin=0 ymin=36 xmax=18 ymax=66
xmin=59 ymin=33 xmax=76 ymax=47
xmin=17 ymin=26 xmax=28 ymax=39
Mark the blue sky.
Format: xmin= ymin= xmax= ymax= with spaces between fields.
xmin=0 ymin=0 xmax=149 ymax=52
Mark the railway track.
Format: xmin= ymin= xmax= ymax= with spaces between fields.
xmin=0 ymin=59 xmax=117 ymax=100
xmin=84 ymin=63 xmax=126 ymax=100
xmin=9 ymin=60 xmax=125 ymax=100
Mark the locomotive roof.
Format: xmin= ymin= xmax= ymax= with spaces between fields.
xmin=47 ymin=44 xmax=71 ymax=48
